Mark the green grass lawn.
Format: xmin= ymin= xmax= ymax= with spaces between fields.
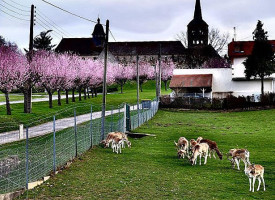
xmin=0 ymin=81 xmax=171 ymax=133
xmin=0 ymin=93 xmax=48 ymax=102
xmin=19 ymin=109 xmax=275 ymax=200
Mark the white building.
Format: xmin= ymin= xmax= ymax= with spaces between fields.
xmin=170 ymin=40 xmax=275 ymax=99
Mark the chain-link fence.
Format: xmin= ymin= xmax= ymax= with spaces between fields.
xmin=0 ymin=99 xmax=159 ymax=195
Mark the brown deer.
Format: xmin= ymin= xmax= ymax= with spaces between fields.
xmin=227 ymin=148 xmax=250 ymax=170
xmin=189 ymin=143 xmax=209 ymax=165
xmin=244 ymin=164 xmax=265 ymax=192
xmin=197 ymin=138 xmax=223 ymax=160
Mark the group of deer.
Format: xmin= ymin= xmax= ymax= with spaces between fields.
xmin=227 ymin=148 xmax=265 ymax=192
xmin=175 ymin=136 xmax=223 ymax=166
xmin=101 ymin=132 xmax=131 ymax=154
xmin=175 ymin=137 xmax=265 ymax=192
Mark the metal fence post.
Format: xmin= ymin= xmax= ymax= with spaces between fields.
xmin=25 ymin=126 xmax=29 ymax=190
xmin=137 ymin=102 xmax=140 ymax=127
xmin=123 ymin=103 xmax=126 ymax=133
xmin=53 ymin=116 xmax=56 ymax=174
xmin=142 ymin=106 xmax=145 ymax=124
xmin=90 ymin=105 xmax=93 ymax=148
xmin=118 ymin=106 xmax=121 ymax=132
xmin=74 ymin=109 xmax=78 ymax=158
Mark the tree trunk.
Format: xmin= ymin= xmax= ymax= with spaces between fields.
xmin=91 ymin=88 xmax=94 ymax=98
xmin=23 ymin=86 xmax=32 ymax=113
xmin=84 ymin=87 xmax=87 ymax=100
xmin=48 ymin=91 xmax=53 ymax=108
xmin=79 ymin=86 xmax=82 ymax=101
xmin=58 ymin=89 xmax=61 ymax=106
xmin=23 ymin=90 xmax=28 ymax=113
xmin=164 ymin=80 xmax=168 ymax=91
xmin=87 ymin=87 xmax=90 ymax=99
xmin=120 ymin=83 xmax=123 ymax=94
xmin=27 ymin=86 xmax=32 ymax=113
xmin=65 ymin=90 xmax=69 ymax=104
xmin=261 ymin=76 xmax=264 ymax=96
xmin=4 ymin=92 xmax=11 ymax=115
xmin=95 ymin=88 xmax=97 ymax=97
xmin=72 ymin=89 xmax=75 ymax=102
xmin=140 ymin=83 xmax=143 ymax=92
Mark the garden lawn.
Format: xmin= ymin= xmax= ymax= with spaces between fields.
xmin=0 ymin=81 xmax=170 ymax=133
xmin=19 ymin=109 xmax=275 ymax=200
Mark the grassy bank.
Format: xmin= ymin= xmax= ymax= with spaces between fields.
xmin=18 ymin=109 xmax=275 ymax=199
xmin=0 ymin=81 xmax=170 ymax=133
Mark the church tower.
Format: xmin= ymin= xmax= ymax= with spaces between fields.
xmin=187 ymin=0 xmax=208 ymax=48
xmin=92 ymin=18 xmax=106 ymax=47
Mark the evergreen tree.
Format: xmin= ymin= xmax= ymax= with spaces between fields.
xmin=243 ymin=20 xmax=275 ymax=95
xmin=0 ymin=35 xmax=5 ymax=46
xmin=33 ymin=30 xmax=56 ymax=51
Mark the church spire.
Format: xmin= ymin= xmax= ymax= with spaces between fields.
xmin=194 ymin=0 xmax=202 ymax=20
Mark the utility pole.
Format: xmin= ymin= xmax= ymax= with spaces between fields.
xmin=25 ymin=4 xmax=35 ymax=113
xmin=101 ymin=19 xmax=109 ymax=140
xmin=158 ymin=44 xmax=162 ymax=100
xmin=136 ymin=54 xmax=140 ymax=125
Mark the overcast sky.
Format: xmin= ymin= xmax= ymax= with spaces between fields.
xmin=1 ymin=0 xmax=275 ymax=53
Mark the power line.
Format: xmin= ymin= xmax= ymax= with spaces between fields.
xmin=9 ymin=0 xmax=30 ymax=9
xmin=35 ymin=18 xmax=64 ymax=38
xmin=0 ymin=3 xmax=30 ymax=17
xmin=0 ymin=8 xmax=29 ymax=21
xmin=109 ymin=29 xmax=116 ymax=42
xmin=2 ymin=0 xmax=29 ymax=12
xmin=40 ymin=0 xmax=99 ymax=24
xmin=36 ymin=12 xmax=70 ymax=37
xmin=36 ymin=21 xmax=62 ymax=39
xmin=36 ymin=9 xmax=72 ymax=37
xmin=0 ymin=11 xmax=29 ymax=24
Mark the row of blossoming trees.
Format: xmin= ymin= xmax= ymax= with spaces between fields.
xmin=0 ymin=45 xmax=176 ymax=115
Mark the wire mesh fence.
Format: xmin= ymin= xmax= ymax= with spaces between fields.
xmin=0 ymin=99 xmax=159 ymax=195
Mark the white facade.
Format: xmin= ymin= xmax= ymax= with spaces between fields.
xmin=173 ymin=68 xmax=275 ymax=98
xmin=232 ymin=57 xmax=275 ymax=79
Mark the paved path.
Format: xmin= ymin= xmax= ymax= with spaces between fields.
xmin=0 ymin=104 xmax=144 ymax=145
xmin=0 ymin=95 xmax=72 ymax=106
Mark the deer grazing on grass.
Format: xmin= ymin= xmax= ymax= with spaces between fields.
xmin=189 ymin=143 xmax=209 ymax=165
xmin=244 ymin=164 xmax=265 ymax=192
xmin=227 ymin=149 xmax=250 ymax=170
xmin=189 ymin=139 xmax=197 ymax=152
xmin=102 ymin=132 xmax=131 ymax=149
xmin=174 ymin=137 xmax=189 ymax=159
xmin=111 ymin=137 xmax=124 ymax=154
xmin=197 ymin=137 xmax=223 ymax=160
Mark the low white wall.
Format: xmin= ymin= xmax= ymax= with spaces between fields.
xmin=173 ymin=68 xmax=275 ymax=97
xmin=232 ymin=57 xmax=275 ymax=79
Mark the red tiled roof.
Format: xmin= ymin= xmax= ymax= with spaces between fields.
xmin=228 ymin=40 xmax=275 ymax=59
xmin=170 ymin=74 xmax=212 ymax=88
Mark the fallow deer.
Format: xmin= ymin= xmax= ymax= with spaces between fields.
xmin=198 ymin=138 xmax=223 ymax=160
xmin=244 ymin=164 xmax=265 ymax=192
xmin=227 ymin=148 xmax=250 ymax=170
xmin=174 ymin=137 xmax=189 ymax=158
xmin=189 ymin=143 xmax=209 ymax=165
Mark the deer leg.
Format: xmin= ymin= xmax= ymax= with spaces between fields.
xmin=257 ymin=177 xmax=261 ymax=191
xmin=199 ymin=154 xmax=202 ymax=165
xmin=252 ymin=177 xmax=256 ymax=192
xmin=249 ymin=178 xmax=252 ymax=191
xmin=261 ymin=176 xmax=265 ymax=191
xmin=204 ymin=153 xmax=208 ymax=165
xmin=235 ymin=158 xmax=240 ymax=170
xmin=213 ymin=150 xmax=216 ymax=159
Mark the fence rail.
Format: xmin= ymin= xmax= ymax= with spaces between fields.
xmin=0 ymin=100 xmax=159 ymax=194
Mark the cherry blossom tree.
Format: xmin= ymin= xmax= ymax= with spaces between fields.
xmin=0 ymin=45 xmax=27 ymax=115
xmin=113 ymin=63 xmax=133 ymax=93
xmin=135 ymin=60 xmax=155 ymax=92
xmin=161 ymin=58 xmax=176 ymax=90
